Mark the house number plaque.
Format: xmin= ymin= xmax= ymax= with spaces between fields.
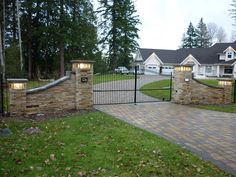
xmin=81 ymin=77 xmax=88 ymax=83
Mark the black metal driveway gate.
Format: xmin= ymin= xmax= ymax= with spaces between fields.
xmin=93 ymin=67 xmax=172 ymax=105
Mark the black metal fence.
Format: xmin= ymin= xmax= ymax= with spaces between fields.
xmin=93 ymin=67 xmax=172 ymax=105
xmin=234 ymin=80 xmax=236 ymax=103
xmin=0 ymin=74 xmax=9 ymax=116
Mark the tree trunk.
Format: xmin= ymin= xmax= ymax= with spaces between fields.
xmin=27 ymin=2 xmax=32 ymax=79
xmin=59 ymin=0 xmax=65 ymax=77
xmin=0 ymin=27 xmax=5 ymax=77
xmin=16 ymin=0 xmax=23 ymax=72
xmin=2 ymin=0 xmax=6 ymax=77
xmin=12 ymin=1 xmax=17 ymax=41
xmin=60 ymin=41 xmax=65 ymax=77
xmin=28 ymin=41 xmax=32 ymax=79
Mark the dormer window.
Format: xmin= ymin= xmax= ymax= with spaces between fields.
xmin=227 ymin=52 xmax=233 ymax=59
xmin=223 ymin=46 xmax=236 ymax=60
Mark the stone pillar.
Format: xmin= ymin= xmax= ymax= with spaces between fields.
xmin=171 ymin=65 xmax=193 ymax=104
xmin=218 ymin=80 xmax=233 ymax=104
xmin=7 ymin=79 xmax=28 ymax=116
xmin=71 ymin=60 xmax=94 ymax=110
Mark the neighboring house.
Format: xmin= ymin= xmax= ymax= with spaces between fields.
xmin=134 ymin=42 xmax=236 ymax=78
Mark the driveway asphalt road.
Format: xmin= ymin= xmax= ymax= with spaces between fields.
xmin=93 ymin=75 xmax=169 ymax=104
xmin=95 ymin=102 xmax=236 ymax=175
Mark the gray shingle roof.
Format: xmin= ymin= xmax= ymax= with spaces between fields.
xmin=138 ymin=42 xmax=236 ymax=65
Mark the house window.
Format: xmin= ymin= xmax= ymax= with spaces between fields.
xmin=227 ymin=52 xmax=233 ymax=59
xmin=224 ymin=66 xmax=233 ymax=74
xmin=205 ymin=66 xmax=212 ymax=73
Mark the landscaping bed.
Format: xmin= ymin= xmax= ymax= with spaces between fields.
xmin=0 ymin=112 xmax=232 ymax=176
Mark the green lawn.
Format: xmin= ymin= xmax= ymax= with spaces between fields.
xmin=141 ymin=79 xmax=236 ymax=113
xmin=0 ymin=112 xmax=231 ymax=176
xmin=93 ymin=74 xmax=134 ymax=84
xmin=197 ymin=79 xmax=219 ymax=87
xmin=140 ymin=79 xmax=171 ymax=101
xmin=27 ymin=80 xmax=51 ymax=89
xmin=195 ymin=104 xmax=236 ymax=113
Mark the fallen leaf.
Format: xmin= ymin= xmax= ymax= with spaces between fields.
xmin=44 ymin=159 xmax=50 ymax=164
xmin=50 ymin=154 xmax=56 ymax=161
xmin=65 ymin=167 xmax=71 ymax=171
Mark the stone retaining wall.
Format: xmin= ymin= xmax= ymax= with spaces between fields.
xmin=8 ymin=60 xmax=94 ymax=116
xmin=172 ymin=67 xmax=233 ymax=105
xmin=26 ymin=74 xmax=76 ymax=115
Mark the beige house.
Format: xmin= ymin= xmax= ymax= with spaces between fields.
xmin=134 ymin=42 xmax=236 ymax=78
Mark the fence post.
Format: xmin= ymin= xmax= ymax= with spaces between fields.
xmin=0 ymin=74 xmax=3 ymax=116
xmin=134 ymin=66 xmax=137 ymax=104
xmin=234 ymin=80 xmax=236 ymax=103
xmin=169 ymin=72 xmax=172 ymax=101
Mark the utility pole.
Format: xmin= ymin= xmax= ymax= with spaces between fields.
xmin=16 ymin=0 xmax=23 ymax=72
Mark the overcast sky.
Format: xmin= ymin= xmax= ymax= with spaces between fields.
xmin=135 ymin=0 xmax=235 ymax=49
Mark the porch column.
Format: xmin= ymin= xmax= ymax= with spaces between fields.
xmin=216 ymin=65 xmax=220 ymax=77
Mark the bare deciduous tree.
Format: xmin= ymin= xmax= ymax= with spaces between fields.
xmin=207 ymin=22 xmax=218 ymax=43
xmin=16 ymin=0 xmax=23 ymax=72
xmin=216 ymin=27 xmax=227 ymax=43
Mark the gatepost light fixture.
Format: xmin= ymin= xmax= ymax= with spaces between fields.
xmin=71 ymin=60 xmax=93 ymax=71
xmin=174 ymin=66 xmax=192 ymax=72
xmin=10 ymin=83 xmax=26 ymax=90
xmin=7 ymin=79 xmax=28 ymax=90
xmin=218 ymin=80 xmax=232 ymax=86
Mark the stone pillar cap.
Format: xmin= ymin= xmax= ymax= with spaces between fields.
xmin=7 ymin=78 xmax=28 ymax=83
xmin=71 ymin=60 xmax=95 ymax=64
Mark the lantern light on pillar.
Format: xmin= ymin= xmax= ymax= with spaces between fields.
xmin=174 ymin=66 xmax=192 ymax=72
xmin=7 ymin=79 xmax=28 ymax=90
xmin=10 ymin=83 xmax=26 ymax=90
xmin=218 ymin=80 xmax=232 ymax=86
xmin=71 ymin=60 xmax=94 ymax=71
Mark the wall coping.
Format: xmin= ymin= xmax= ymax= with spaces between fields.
xmin=70 ymin=60 xmax=95 ymax=64
xmin=27 ymin=76 xmax=70 ymax=94
xmin=7 ymin=78 xmax=28 ymax=83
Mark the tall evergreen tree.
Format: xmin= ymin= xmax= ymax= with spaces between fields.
xmin=98 ymin=0 xmax=140 ymax=70
xmin=229 ymin=0 xmax=236 ymax=25
xmin=181 ymin=22 xmax=197 ymax=48
xmin=195 ymin=18 xmax=211 ymax=48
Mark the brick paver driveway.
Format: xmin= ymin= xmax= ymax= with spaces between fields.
xmin=95 ymin=102 xmax=236 ymax=175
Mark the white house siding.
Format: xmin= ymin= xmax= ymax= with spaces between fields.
xmin=144 ymin=53 xmax=162 ymax=75
xmin=233 ymin=64 xmax=236 ymax=78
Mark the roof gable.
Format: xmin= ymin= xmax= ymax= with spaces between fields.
xmin=180 ymin=54 xmax=201 ymax=65
xmin=143 ymin=53 xmax=163 ymax=65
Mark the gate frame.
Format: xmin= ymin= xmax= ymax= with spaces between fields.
xmin=94 ymin=66 xmax=172 ymax=105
